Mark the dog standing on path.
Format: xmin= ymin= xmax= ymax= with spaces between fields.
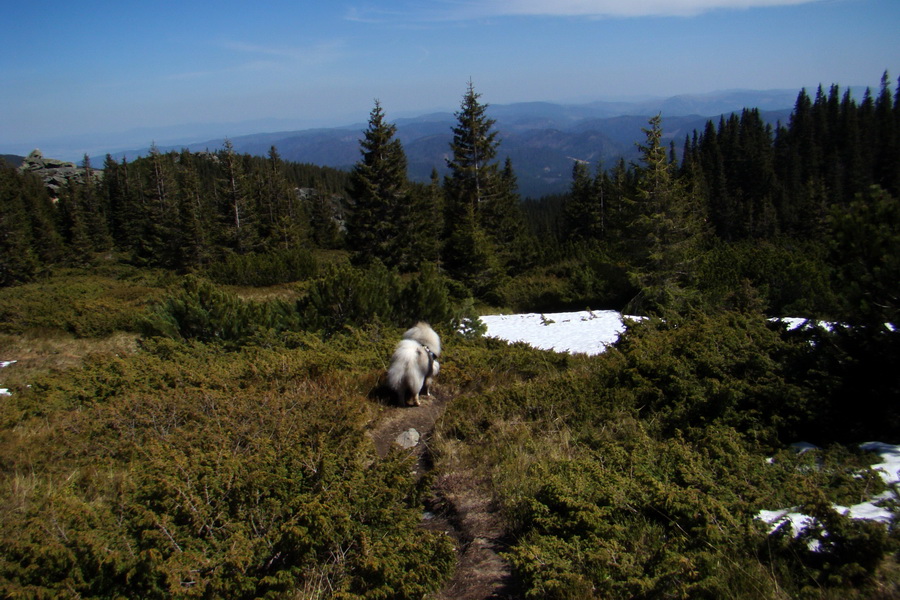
xmin=388 ymin=322 xmax=441 ymax=406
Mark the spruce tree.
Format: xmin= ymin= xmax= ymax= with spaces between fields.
xmin=0 ymin=166 xmax=41 ymax=285
xmin=101 ymin=154 xmax=127 ymax=246
xmin=79 ymin=154 xmax=112 ymax=252
xmin=16 ymin=165 xmax=64 ymax=265
xmin=604 ymin=158 xmax=633 ymax=252
xmin=216 ymin=140 xmax=257 ymax=254
xmin=264 ymin=146 xmax=309 ymax=249
xmin=874 ymin=71 xmax=899 ymax=195
xmin=487 ymin=157 xmax=534 ymax=273
xmin=134 ymin=144 xmax=179 ymax=266
xmin=402 ymin=170 xmax=444 ymax=269
xmin=174 ymin=150 xmax=211 ymax=270
xmin=564 ymin=160 xmax=594 ymax=241
xmin=839 ymin=88 xmax=867 ymax=200
xmin=56 ymin=182 xmax=94 ymax=264
xmin=625 ymin=115 xmax=706 ymax=315
xmin=346 ymin=100 xmax=410 ymax=268
xmin=443 ymin=81 xmax=505 ymax=298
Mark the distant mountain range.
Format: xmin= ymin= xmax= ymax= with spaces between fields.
xmin=103 ymin=89 xmax=802 ymax=198
xmin=13 ymin=88 xmax=817 ymax=198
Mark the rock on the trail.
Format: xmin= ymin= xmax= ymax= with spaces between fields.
xmin=395 ymin=428 xmax=420 ymax=449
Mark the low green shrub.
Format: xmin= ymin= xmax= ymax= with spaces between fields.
xmin=697 ymin=239 xmax=837 ymax=316
xmin=206 ymin=247 xmax=320 ymax=286
xmin=0 ymin=331 xmax=455 ymax=599
xmin=0 ymin=272 xmax=162 ymax=336
xmin=143 ymin=275 xmax=299 ymax=345
xmin=300 ymin=261 xmax=467 ymax=334
xmin=432 ymin=310 xmax=897 ymax=600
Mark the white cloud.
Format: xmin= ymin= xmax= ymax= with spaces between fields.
xmin=354 ymin=0 xmax=828 ymax=21
xmin=480 ymin=0 xmax=826 ymax=18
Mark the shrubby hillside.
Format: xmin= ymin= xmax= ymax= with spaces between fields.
xmin=1 ymin=75 xmax=898 ymax=598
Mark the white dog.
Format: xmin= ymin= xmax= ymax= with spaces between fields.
xmin=387 ymin=322 xmax=441 ymax=406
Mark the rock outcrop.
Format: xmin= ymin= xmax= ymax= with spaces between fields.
xmin=18 ymin=149 xmax=100 ymax=196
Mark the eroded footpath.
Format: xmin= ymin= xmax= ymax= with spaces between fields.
xmin=367 ymin=388 xmax=519 ymax=600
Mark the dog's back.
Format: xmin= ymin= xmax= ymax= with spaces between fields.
xmin=403 ymin=322 xmax=441 ymax=357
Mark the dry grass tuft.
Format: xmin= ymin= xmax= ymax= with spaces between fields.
xmin=0 ymin=331 xmax=140 ymax=391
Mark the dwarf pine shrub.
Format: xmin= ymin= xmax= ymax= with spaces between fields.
xmin=432 ymin=311 xmax=898 ymax=600
xmin=143 ymin=275 xmax=300 ymax=345
xmin=205 ymin=246 xmax=320 ymax=286
xmin=0 ymin=331 xmax=455 ymax=599
xmin=0 ymin=271 xmax=161 ymax=336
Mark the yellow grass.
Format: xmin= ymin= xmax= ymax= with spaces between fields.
xmin=0 ymin=331 xmax=140 ymax=391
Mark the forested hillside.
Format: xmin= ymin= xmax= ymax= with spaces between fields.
xmin=1 ymin=76 xmax=899 ymax=599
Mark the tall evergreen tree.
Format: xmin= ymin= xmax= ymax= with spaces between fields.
xmin=443 ymin=81 xmax=505 ymax=297
xmin=604 ymin=157 xmax=634 ymax=252
xmin=79 ymin=154 xmax=112 ymax=252
xmin=218 ymin=140 xmax=257 ymax=254
xmin=839 ymin=88 xmax=867 ymax=201
xmin=874 ymin=71 xmax=899 ymax=195
xmin=264 ymin=146 xmax=310 ymax=250
xmin=174 ymin=150 xmax=211 ymax=270
xmin=486 ymin=157 xmax=534 ymax=273
xmin=346 ymin=100 xmax=410 ymax=268
xmin=16 ymin=165 xmax=64 ymax=266
xmin=625 ymin=115 xmax=706 ymax=315
xmin=56 ymin=181 xmax=94 ymax=264
xmin=402 ymin=169 xmax=444 ymax=269
xmin=0 ymin=166 xmax=41 ymax=285
xmin=101 ymin=154 xmax=127 ymax=246
xmin=133 ymin=144 xmax=179 ymax=266
xmin=564 ymin=161 xmax=595 ymax=242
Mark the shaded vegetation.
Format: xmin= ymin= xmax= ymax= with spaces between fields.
xmin=1 ymin=76 xmax=899 ymax=598
xmin=434 ymin=313 xmax=899 ymax=600
xmin=0 ymin=333 xmax=455 ymax=599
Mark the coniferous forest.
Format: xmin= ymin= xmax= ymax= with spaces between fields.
xmin=1 ymin=75 xmax=899 ymax=598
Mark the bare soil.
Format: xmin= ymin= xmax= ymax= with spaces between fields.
xmin=366 ymin=386 xmax=520 ymax=600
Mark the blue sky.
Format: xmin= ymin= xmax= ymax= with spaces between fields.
xmin=1 ymin=0 xmax=898 ymax=155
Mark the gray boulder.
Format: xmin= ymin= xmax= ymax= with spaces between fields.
xmin=19 ymin=149 xmax=101 ymax=195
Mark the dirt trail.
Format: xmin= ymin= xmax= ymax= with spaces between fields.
xmin=367 ymin=388 xmax=519 ymax=600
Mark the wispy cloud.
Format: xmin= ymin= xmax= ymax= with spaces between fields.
xmin=165 ymin=60 xmax=281 ymax=82
xmin=161 ymin=39 xmax=348 ymax=84
xmin=349 ymin=0 xmax=827 ymax=21
xmin=221 ymin=39 xmax=348 ymax=66
xmin=484 ymin=0 xmax=827 ymax=18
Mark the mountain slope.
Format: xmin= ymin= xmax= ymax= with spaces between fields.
xmin=105 ymin=90 xmax=797 ymax=198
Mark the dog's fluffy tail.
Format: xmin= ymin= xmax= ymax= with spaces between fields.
xmin=387 ymin=339 xmax=431 ymax=405
xmin=403 ymin=321 xmax=441 ymax=357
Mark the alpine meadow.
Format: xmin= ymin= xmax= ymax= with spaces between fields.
xmin=1 ymin=74 xmax=900 ymax=599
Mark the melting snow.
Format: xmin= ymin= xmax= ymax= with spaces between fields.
xmin=480 ymin=310 xmax=638 ymax=356
xmin=479 ymin=311 xmax=898 ymax=545
xmin=1 ymin=359 xmax=16 ymax=396
xmin=758 ymin=443 xmax=899 ymax=540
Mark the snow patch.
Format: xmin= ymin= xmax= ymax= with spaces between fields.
xmin=480 ymin=310 xmax=639 ymax=356
xmin=1 ymin=360 xmax=17 ymax=396
xmin=477 ymin=311 xmax=898 ymax=549
xmin=860 ymin=441 xmax=900 ymax=485
xmin=758 ymin=443 xmax=899 ymax=544
xmin=790 ymin=441 xmax=820 ymax=454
